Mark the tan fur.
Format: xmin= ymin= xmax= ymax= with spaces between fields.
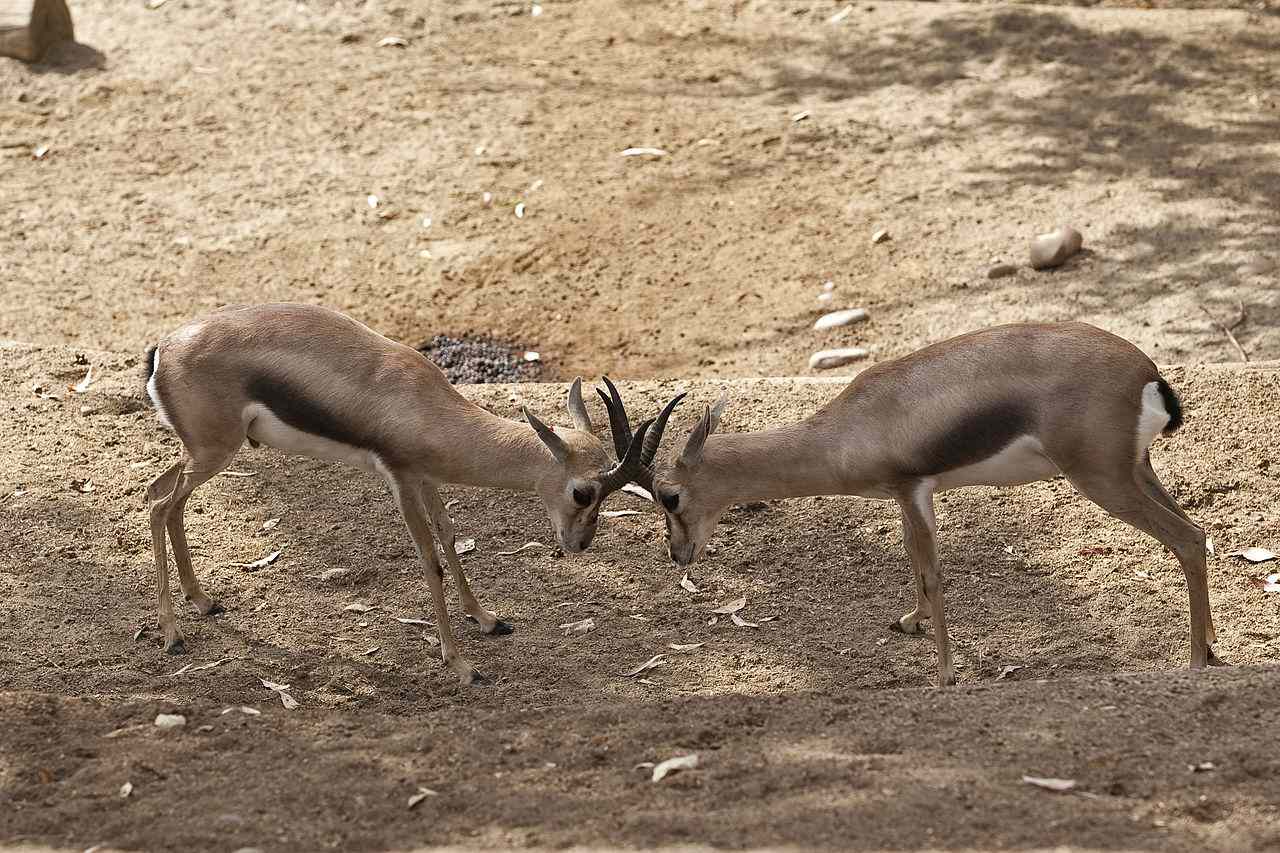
xmin=653 ymin=323 xmax=1217 ymax=686
xmin=145 ymin=303 xmax=619 ymax=685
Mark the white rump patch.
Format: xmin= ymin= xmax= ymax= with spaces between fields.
xmin=145 ymin=349 xmax=175 ymax=430
xmin=1135 ymin=381 xmax=1171 ymax=460
xmin=934 ymin=435 xmax=1060 ymax=492
xmin=243 ymin=403 xmax=382 ymax=474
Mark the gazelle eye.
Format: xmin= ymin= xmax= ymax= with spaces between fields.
xmin=660 ymin=492 xmax=680 ymax=512
xmin=572 ymin=487 xmax=593 ymax=507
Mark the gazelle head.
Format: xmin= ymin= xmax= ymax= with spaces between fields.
xmin=650 ymin=400 xmax=730 ymax=567
xmin=595 ymin=380 xmax=729 ymax=566
xmin=523 ymin=378 xmax=652 ymax=554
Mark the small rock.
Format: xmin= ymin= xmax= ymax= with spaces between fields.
xmin=154 ymin=713 xmax=187 ymax=730
xmin=813 ymin=308 xmax=869 ymax=330
xmin=1237 ymin=258 xmax=1273 ymax=277
xmin=1029 ymin=226 xmax=1083 ymax=271
xmin=987 ymin=263 xmax=1018 ymax=279
xmin=809 ymin=348 xmax=870 ymax=370
xmin=871 ymin=229 xmax=890 ymax=244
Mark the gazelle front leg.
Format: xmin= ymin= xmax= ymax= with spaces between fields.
xmin=890 ymin=558 xmax=932 ymax=635
xmin=421 ymin=486 xmax=513 ymax=636
xmin=896 ymin=483 xmax=955 ymax=687
xmin=389 ymin=476 xmax=482 ymax=686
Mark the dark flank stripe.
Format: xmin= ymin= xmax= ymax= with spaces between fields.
xmin=907 ymin=401 xmax=1034 ymax=477
xmin=245 ymin=374 xmax=389 ymax=462
xmin=1156 ymin=379 xmax=1183 ymax=434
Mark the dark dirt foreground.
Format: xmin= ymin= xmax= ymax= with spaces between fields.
xmin=1 ymin=345 xmax=1277 ymax=852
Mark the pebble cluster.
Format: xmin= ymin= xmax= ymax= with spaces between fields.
xmin=419 ymin=335 xmax=541 ymax=385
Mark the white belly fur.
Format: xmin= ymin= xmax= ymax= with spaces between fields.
xmin=933 ymin=434 xmax=1060 ymax=492
xmin=243 ymin=403 xmax=383 ymax=475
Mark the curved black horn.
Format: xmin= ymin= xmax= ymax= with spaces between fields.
xmin=600 ymin=418 xmax=653 ymax=494
xmin=641 ymin=392 xmax=687 ymax=468
xmin=595 ymin=375 xmax=632 ymax=460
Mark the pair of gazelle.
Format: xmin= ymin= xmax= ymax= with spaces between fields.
xmin=145 ymin=304 xmax=1219 ymax=687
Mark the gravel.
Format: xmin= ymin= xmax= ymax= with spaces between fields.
xmin=420 ymin=335 xmax=543 ymax=385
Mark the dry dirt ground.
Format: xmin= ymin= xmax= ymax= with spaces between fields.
xmin=2 ymin=0 xmax=1280 ymax=851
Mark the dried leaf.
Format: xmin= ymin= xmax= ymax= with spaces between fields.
xmin=621 ymin=483 xmax=654 ymax=501
xmin=218 ymin=470 xmax=257 ymax=478
xmin=601 ymin=509 xmax=642 ymax=519
xmin=279 ymin=691 xmax=299 ymax=710
xmin=1022 ymin=775 xmax=1076 ymax=792
xmin=154 ymin=713 xmax=186 ymax=730
xmin=261 ymin=517 xmax=280 ymax=531
xmin=361 ymin=646 xmax=380 ymax=656
xmin=679 ymin=573 xmax=700 ymax=594
xmin=261 ymin=679 xmax=290 ymax=692
xmin=621 ymin=147 xmax=668 ymax=157
xmin=319 ymin=568 xmax=349 ymax=581
xmin=514 ymin=202 xmax=526 ymax=218
xmin=652 ymin=753 xmax=699 ymax=782
xmin=1189 ymin=761 xmax=1215 ymax=773
xmin=668 ymin=642 xmax=705 ymax=652
xmin=33 ymin=144 xmax=49 ymax=159
xmin=523 ymin=351 xmax=541 ymax=363
xmin=758 ymin=615 xmax=778 ymax=623
xmin=166 ymin=657 xmax=231 ymax=677
xmin=495 ymin=541 xmax=547 ymax=557
xmin=1263 ymin=573 xmax=1280 ymax=593
xmin=872 ymin=228 xmax=890 ymax=244
xmin=621 ymin=654 xmax=665 ymax=677
xmin=1233 ymin=547 xmax=1276 ymax=563
xmin=559 ymin=617 xmax=596 ymax=636
xmin=454 ymin=537 xmax=476 ymax=556
xmin=730 ymin=612 xmax=758 ymax=629
xmin=220 ymin=705 xmax=261 ymax=716
xmin=104 ymin=724 xmax=146 ymax=739
xmin=343 ymin=602 xmax=374 ymax=613
xmin=378 ymin=36 xmax=409 ymax=47
xmin=395 ymin=616 xmax=434 ymax=627
xmin=828 ymin=4 xmax=853 ymax=23
xmin=996 ymin=665 xmax=1025 ymax=681
xmin=72 ymin=479 xmax=95 ymax=493
xmin=119 ymin=781 xmax=133 ymax=798
xmin=407 ymin=787 xmax=438 ymax=809
xmin=791 ymin=110 xmax=810 ymax=122
xmin=72 ymin=366 xmax=94 ymax=393
xmin=231 ymin=550 xmax=281 ymax=571
xmin=711 ymin=597 xmax=747 ymax=615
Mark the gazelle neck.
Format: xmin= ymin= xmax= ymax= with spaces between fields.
xmin=702 ymin=419 xmax=848 ymax=503
xmin=431 ymin=405 xmax=555 ymax=492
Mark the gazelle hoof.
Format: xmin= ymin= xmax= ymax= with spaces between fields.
xmin=205 ymin=601 xmax=226 ymax=616
xmin=165 ymin=639 xmax=187 ymax=655
xmin=460 ymin=668 xmax=491 ymax=687
xmin=1206 ymin=647 xmax=1226 ymax=667
xmin=889 ymin=619 xmax=922 ymax=635
xmin=490 ymin=620 xmax=514 ymax=636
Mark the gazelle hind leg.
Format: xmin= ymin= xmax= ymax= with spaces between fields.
xmin=147 ymin=453 xmax=234 ymax=653
xmin=167 ymin=471 xmax=226 ymax=616
xmin=1134 ymin=460 xmax=1221 ymax=661
xmin=1064 ymin=465 xmax=1213 ymax=669
xmin=421 ymin=487 xmax=512 ymax=636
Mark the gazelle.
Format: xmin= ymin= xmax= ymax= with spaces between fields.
xmin=630 ymin=322 xmax=1221 ymax=686
xmin=143 ymin=303 xmax=658 ymax=686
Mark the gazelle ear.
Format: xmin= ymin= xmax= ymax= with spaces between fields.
xmin=708 ymin=396 xmax=728 ymax=434
xmin=679 ymin=406 xmax=714 ymax=468
xmin=566 ymin=377 xmax=593 ymax=433
xmin=523 ymin=406 xmax=568 ymax=463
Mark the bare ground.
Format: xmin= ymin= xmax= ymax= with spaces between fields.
xmin=1 ymin=347 xmax=1278 ymax=851
xmin=2 ymin=0 xmax=1280 ymax=850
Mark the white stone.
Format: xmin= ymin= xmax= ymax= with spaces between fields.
xmin=813 ymin=308 xmax=868 ymax=330
xmin=154 ymin=713 xmax=187 ymax=730
xmin=809 ymin=348 xmax=869 ymax=370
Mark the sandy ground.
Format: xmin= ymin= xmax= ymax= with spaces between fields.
xmin=1 ymin=347 xmax=1278 ymax=851
xmin=2 ymin=0 xmax=1279 ymax=850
